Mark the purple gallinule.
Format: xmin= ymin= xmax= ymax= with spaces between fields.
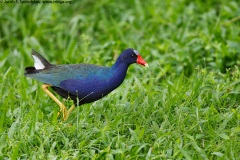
xmin=25 ymin=48 xmax=148 ymax=120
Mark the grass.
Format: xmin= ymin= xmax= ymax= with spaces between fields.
xmin=0 ymin=0 xmax=240 ymax=159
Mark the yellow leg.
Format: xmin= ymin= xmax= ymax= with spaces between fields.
xmin=66 ymin=104 xmax=75 ymax=120
xmin=41 ymin=84 xmax=75 ymax=121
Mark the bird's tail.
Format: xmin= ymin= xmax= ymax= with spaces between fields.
xmin=25 ymin=49 xmax=53 ymax=75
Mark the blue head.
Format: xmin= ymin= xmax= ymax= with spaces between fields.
xmin=115 ymin=48 xmax=148 ymax=67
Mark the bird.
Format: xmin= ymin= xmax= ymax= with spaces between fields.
xmin=25 ymin=48 xmax=148 ymax=120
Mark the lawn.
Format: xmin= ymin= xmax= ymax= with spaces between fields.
xmin=0 ymin=0 xmax=240 ymax=159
